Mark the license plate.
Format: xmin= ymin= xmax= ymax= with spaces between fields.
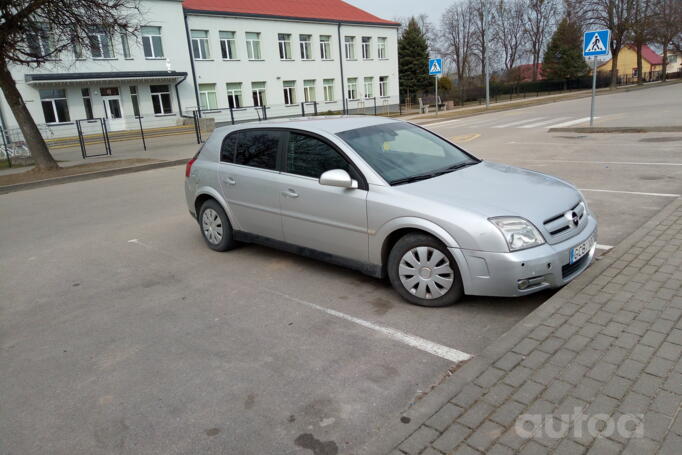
xmin=570 ymin=235 xmax=594 ymax=264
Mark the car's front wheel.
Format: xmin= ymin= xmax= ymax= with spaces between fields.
xmin=388 ymin=233 xmax=463 ymax=307
xmin=199 ymin=199 xmax=236 ymax=252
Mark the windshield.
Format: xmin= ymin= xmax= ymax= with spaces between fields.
xmin=336 ymin=122 xmax=479 ymax=185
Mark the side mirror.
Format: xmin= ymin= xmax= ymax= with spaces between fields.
xmin=319 ymin=169 xmax=358 ymax=189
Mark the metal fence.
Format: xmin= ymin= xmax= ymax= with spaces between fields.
xmin=192 ymin=96 xmax=401 ymax=143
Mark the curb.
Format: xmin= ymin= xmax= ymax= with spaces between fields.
xmin=548 ymin=126 xmax=682 ymax=133
xmin=0 ymin=159 xmax=189 ymax=195
xmin=358 ymin=196 xmax=682 ymax=455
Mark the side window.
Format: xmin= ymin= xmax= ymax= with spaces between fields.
xmin=220 ymin=133 xmax=237 ymax=163
xmin=287 ymin=132 xmax=354 ymax=179
xmin=234 ymin=130 xmax=280 ymax=170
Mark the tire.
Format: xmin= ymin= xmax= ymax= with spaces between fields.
xmin=387 ymin=233 xmax=463 ymax=307
xmin=198 ymin=199 xmax=236 ymax=252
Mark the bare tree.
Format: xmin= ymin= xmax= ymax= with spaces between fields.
xmin=441 ymin=2 xmax=474 ymax=89
xmin=653 ymin=0 xmax=682 ymax=80
xmin=562 ymin=0 xmax=593 ymax=23
xmin=524 ymin=0 xmax=559 ymax=81
xmin=588 ymin=0 xmax=636 ymax=88
xmin=0 ymin=0 xmax=140 ymax=170
xmin=494 ymin=0 xmax=526 ymax=72
xmin=469 ymin=0 xmax=496 ymax=84
xmin=630 ymin=0 xmax=655 ymax=84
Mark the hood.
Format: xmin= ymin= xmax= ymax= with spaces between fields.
xmin=397 ymin=161 xmax=581 ymax=231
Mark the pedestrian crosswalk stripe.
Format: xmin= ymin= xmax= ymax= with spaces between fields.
xmin=518 ymin=117 xmax=570 ymax=128
xmin=546 ymin=117 xmax=595 ymax=128
xmin=492 ymin=117 xmax=546 ymax=128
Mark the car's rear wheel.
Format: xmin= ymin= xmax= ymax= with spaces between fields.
xmin=199 ymin=199 xmax=236 ymax=252
xmin=388 ymin=233 xmax=463 ymax=307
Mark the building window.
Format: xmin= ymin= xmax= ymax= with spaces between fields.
xmin=632 ymin=68 xmax=638 ymax=77
xmin=28 ymin=24 xmax=52 ymax=57
xmin=278 ymin=33 xmax=292 ymax=60
xmin=283 ymin=81 xmax=296 ymax=105
xmin=320 ymin=35 xmax=331 ymax=60
xmin=323 ymin=79 xmax=334 ymax=102
xmin=252 ymin=82 xmax=266 ymax=106
xmin=150 ymin=85 xmax=172 ymax=114
xmin=129 ymin=86 xmax=140 ymax=117
xmin=364 ymin=77 xmax=374 ymax=98
xmin=81 ymin=88 xmax=94 ymax=119
xmin=120 ymin=33 xmax=132 ymax=59
xmin=378 ymin=37 xmax=387 ymax=59
xmin=344 ymin=36 xmax=355 ymax=60
xmin=191 ymin=30 xmax=210 ymax=59
xmin=220 ymin=31 xmax=237 ymax=59
xmin=226 ymin=83 xmax=242 ymax=108
xmin=362 ymin=37 xmax=371 ymax=60
xmin=141 ymin=26 xmax=164 ymax=58
xmin=89 ymin=27 xmax=114 ymax=59
xmin=300 ymin=34 xmax=312 ymax=60
xmin=246 ymin=32 xmax=261 ymax=60
xmin=347 ymin=78 xmax=358 ymax=100
xmin=379 ymin=76 xmax=388 ymax=97
xmin=199 ymin=83 xmax=218 ymax=110
xmin=40 ymin=89 xmax=70 ymax=124
xmin=304 ymin=80 xmax=316 ymax=102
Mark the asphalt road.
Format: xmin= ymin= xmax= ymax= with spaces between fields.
xmin=1 ymin=83 xmax=680 ymax=455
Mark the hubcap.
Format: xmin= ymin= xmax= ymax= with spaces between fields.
xmin=202 ymin=208 xmax=223 ymax=245
xmin=398 ymin=246 xmax=454 ymax=300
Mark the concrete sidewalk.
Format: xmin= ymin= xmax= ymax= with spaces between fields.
xmin=364 ymin=198 xmax=682 ymax=455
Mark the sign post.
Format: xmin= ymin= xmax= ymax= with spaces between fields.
xmin=583 ymin=29 xmax=610 ymax=127
xmin=429 ymin=58 xmax=443 ymax=116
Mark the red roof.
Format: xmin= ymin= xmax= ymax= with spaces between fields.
xmin=512 ymin=63 xmax=545 ymax=81
xmin=182 ymin=0 xmax=399 ymax=25
xmin=626 ymin=44 xmax=663 ymax=65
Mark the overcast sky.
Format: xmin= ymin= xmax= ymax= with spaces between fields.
xmin=344 ymin=0 xmax=453 ymax=25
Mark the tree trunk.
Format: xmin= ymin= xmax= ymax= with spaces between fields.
xmin=662 ymin=47 xmax=668 ymax=82
xmin=636 ymin=44 xmax=643 ymax=85
xmin=0 ymin=62 xmax=58 ymax=170
xmin=610 ymin=52 xmax=619 ymax=89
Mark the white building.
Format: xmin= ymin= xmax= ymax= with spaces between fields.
xmin=0 ymin=0 xmax=399 ymax=139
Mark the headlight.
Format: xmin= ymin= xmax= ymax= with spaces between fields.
xmin=489 ymin=217 xmax=545 ymax=251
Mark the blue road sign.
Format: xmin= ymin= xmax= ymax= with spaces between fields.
xmin=583 ymin=30 xmax=610 ymax=57
xmin=429 ymin=58 xmax=443 ymax=75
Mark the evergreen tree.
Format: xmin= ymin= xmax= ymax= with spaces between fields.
xmin=542 ymin=17 xmax=589 ymax=83
xmin=398 ymin=18 xmax=432 ymax=102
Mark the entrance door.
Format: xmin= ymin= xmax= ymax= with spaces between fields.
xmin=100 ymin=87 xmax=125 ymax=131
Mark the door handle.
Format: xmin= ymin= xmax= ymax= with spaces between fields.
xmin=223 ymin=176 xmax=236 ymax=185
xmin=282 ymin=189 xmax=299 ymax=198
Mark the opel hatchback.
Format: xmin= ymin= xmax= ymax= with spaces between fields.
xmin=185 ymin=117 xmax=597 ymax=307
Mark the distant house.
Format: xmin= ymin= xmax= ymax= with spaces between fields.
xmin=507 ymin=63 xmax=545 ymax=82
xmin=665 ymin=50 xmax=682 ymax=74
xmin=597 ymin=44 xmax=663 ymax=80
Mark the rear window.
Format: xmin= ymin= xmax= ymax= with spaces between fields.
xmin=220 ymin=133 xmax=237 ymax=163
xmin=234 ymin=130 xmax=280 ymax=170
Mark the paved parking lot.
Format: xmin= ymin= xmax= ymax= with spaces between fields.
xmin=1 ymin=84 xmax=680 ymax=454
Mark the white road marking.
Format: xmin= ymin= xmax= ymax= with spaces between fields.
xmin=518 ymin=117 xmax=570 ymax=128
xmin=580 ymin=188 xmax=681 ymax=198
xmin=527 ymin=159 xmax=682 ymax=167
xmin=493 ymin=117 xmax=546 ymax=128
xmin=596 ymin=244 xmax=614 ymax=251
xmin=269 ymin=290 xmax=472 ymax=364
xmin=546 ymin=117 xmax=594 ymax=128
xmin=507 ymin=141 xmax=651 ymax=147
xmin=421 ymin=118 xmax=465 ymax=127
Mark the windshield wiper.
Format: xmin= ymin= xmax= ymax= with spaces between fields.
xmin=390 ymin=161 xmax=479 ymax=185
xmin=432 ymin=160 xmax=479 ymax=176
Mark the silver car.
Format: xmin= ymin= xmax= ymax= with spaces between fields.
xmin=185 ymin=117 xmax=597 ymax=307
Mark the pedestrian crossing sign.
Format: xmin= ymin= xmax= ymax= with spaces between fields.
xmin=429 ymin=58 xmax=443 ymax=75
xmin=583 ymin=30 xmax=610 ymax=57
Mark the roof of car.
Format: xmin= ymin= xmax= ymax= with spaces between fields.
xmin=217 ymin=115 xmax=402 ymax=135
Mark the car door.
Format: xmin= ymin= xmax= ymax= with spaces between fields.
xmin=218 ymin=129 xmax=284 ymax=241
xmin=279 ymin=131 xmax=369 ymax=262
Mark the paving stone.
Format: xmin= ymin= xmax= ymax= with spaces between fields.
xmin=651 ymin=389 xmax=681 ymax=416
xmin=452 ymin=383 xmax=485 ymax=408
xmin=554 ymin=438 xmax=585 ymax=455
xmin=519 ymin=440 xmax=550 ymax=455
xmin=560 ymin=363 xmax=589 ymax=385
xmin=542 ymin=380 xmax=573 ymax=404
xmin=549 ymin=349 xmax=577 ymax=367
xmin=503 ymin=365 xmax=533 ymax=388
xmin=475 ymin=367 xmax=506 ymax=388
xmin=579 ymin=323 xmax=603 ymax=339
xmin=451 ymin=444 xmax=480 ymax=455
xmin=602 ymin=375 xmax=632 ymax=400
xmin=657 ymin=342 xmax=682 ymax=362
xmin=486 ymin=443 xmax=514 ymax=455
xmin=417 ymin=448 xmax=443 ymax=455
xmin=482 ymin=383 xmax=514 ymax=407
xmin=432 ymin=423 xmax=471 ymax=454
xmin=574 ymin=348 xmax=604 ymax=369
xmin=466 ymin=420 xmax=505 ymax=452
xmin=616 ymin=359 xmax=646 ymax=380
xmin=513 ymin=338 xmax=540 ymax=356
xmin=651 ymin=318 xmax=676 ymax=335
xmin=495 ymin=352 xmax=524 ymax=371
xmin=614 ymin=332 xmax=639 ymax=349
xmin=591 ymin=334 xmax=616 ymax=351
xmin=586 ymin=437 xmax=622 ymax=455
xmin=672 ymin=329 xmax=682 ymax=346
xmin=630 ymin=345 xmax=656 ymax=364
xmin=632 ymin=373 xmax=664 ymax=397
xmin=521 ymin=351 xmax=550 ymax=369
xmin=572 ymin=377 xmax=603 ymax=402
xmin=663 ymin=372 xmax=682 ymax=395
xmin=564 ymin=334 xmax=591 ymax=353
xmin=588 ymin=362 xmax=618 ymax=383
xmin=538 ymin=337 xmax=564 ymax=355
xmin=399 ymin=426 xmax=440 ymax=455
xmin=425 ymin=403 xmax=465 ymax=432
xmin=641 ymin=330 xmax=666 ymax=348
xmin=513 ymin=381 xmax=545 ymax=405
xmin=644 ymin=356 xmax=675 ymax=378
xmin=528 ymin=325 xmax=554 ymax=342
xmin=642 ymin=411 xmax=672 ymax=442
xmin=622 ymin=437 xmax=659 ymax=455
xmin=619 ymin=391 xmax=651 ymax=415
xmin=659 ymin=432 xmax=682 ymax=455
xmin=497 ymin=427 xmax=526 ymax=450
xmin=532 ymin=364 xmax=562 ymax=386
xmin=458 ymin=401 xmax=494 ymax=429
xmin=586 ymin=393 xmax=619 ymax=416
xmin=490 ymin=400 xmax=526 ymax=427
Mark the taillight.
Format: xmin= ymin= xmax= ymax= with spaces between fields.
xmin=185 ymin=157 xmax=196 ymax=178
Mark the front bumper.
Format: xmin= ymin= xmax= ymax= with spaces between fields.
xmin=451 ymin=216 xmax=598 ymax=297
